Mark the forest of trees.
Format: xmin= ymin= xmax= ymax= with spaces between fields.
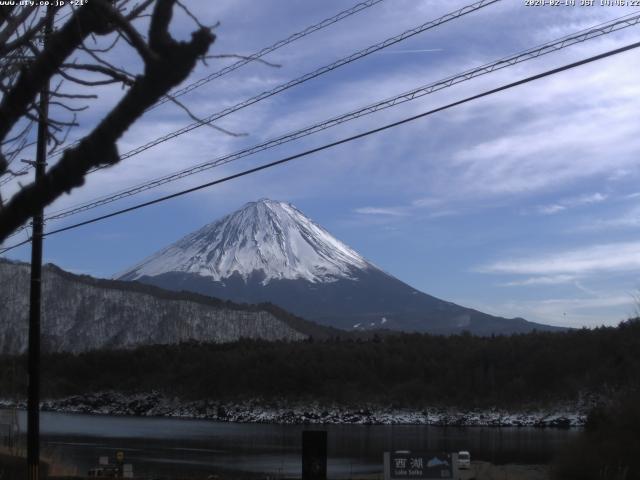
xmin=1 ymin=320 xmax=639 ymax=477
xmin=554 ymin=391 xmax=640 ymax=479
xmin=1 ymin=318 xmax=639 ymax=407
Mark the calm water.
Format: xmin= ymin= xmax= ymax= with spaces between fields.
xmin=7 ymin=410 xmax=579 ymax=478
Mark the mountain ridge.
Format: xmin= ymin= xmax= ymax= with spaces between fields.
xmin=0 ymin=258 xmax=344 ymax=354
xmin=119 ymin=199 xmax=372 ymax=284
xmin=118 ymin=199 xmax=563 ymax=335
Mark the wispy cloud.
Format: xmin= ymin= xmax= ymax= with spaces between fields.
xmin=537 ymin=192 xmax=607 ymax=215
xmin=427 ymin=209 xmax=458 ymax=219
xmin=480 ymin=241 xmax=640 ymax=276
xmin=576 ymin=192 xmax=607 ymax=204
xmin=577 ymin=204 xmax=640 ymax=232
xmin=411 ymin=197 xmax=445 ymax=208
xmin=538 ymin=204 xmax=566 ymax=215
xmin=501 ymin=274 xmax=577 ymax=287
xmin=354 ymin=196 xmax=458 ymax=220
xmin=445 ymin=47 xmax=640 ymax=199
xmin=354 ymin=207 xmax=409 ymax=217
xmin=465 ymin=294 xmax=633 ymax=328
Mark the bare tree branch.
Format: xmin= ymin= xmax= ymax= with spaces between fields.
xmin=0 ymin=7 xmax=38 ymax=49
xmin=0 ymin=8 xmax=54 ymax=57
xmin=79 ymin=39 xmax=138 ymax=79
xmin=58 ymin=68 xmax=124 ymax=87
xmin=96 ymin=0 xmax=158 ymax=63
xmin=0 ymin=0 xmax=215 ymax=241
xmin=61 ymin=62 xmax=135 ymax=86
xmin=0 ymin=3 xmax=109 ymax=151
xmin=50 ymin=92 xmax=98 ymax=100
xmin=49 ymin=101 xmax=89 ymax=112
xmin=126 ymin=0 xmax=156 ymax=21
xmin=176 ymin=0 xmax=210 ymax=30
xmin=77 ymin=31 xmax=121 ymax=53
xmin=166 ymin=93 xmax=247 ymax=137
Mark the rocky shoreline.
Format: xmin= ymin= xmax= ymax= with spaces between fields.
xmin=0 ymin=391 xmax=595 ymax=427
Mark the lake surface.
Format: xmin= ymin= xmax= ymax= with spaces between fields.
xmin=6 ymin=410 xmax=580 ymax=478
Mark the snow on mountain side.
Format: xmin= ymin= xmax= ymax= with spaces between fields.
xmin=0 ymin=259 xmax=314 ymax=354
xmin=117 ymin=199 xmax=563 ymax=335
xmin=118 ymin=199 xmax=371 ymax=284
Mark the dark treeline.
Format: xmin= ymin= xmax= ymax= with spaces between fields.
xmin=2 ymin=319 xmax=640 ymax=407
xmin=554 ymin=391 xmax=640 ymax=480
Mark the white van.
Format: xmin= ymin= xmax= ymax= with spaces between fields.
xmin=458 ymin=451 xmax=471 ymax=470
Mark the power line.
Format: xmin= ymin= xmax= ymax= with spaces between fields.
xmin=2 ymin=38 xmax=638 ymax=254
xmin=3 ymin=0 xmax=500 ymax=192
xmin=38 ymin=11 xmax=640 ymax=225
xmin=7 ymin=0 xmax=497 ymax=185
xmin=90 ymin=0 xmax=501 ymax=167
xmin=0 ymin=7 xmax=88 ymax=187
xmin=39 ymin=0 xmax=388 ymax=161
xmin=0 ymin=237 xmax=31 ymax=253
xmin=148 ymin=0 xmax=387 ymax=111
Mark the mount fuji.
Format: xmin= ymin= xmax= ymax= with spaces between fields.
xmin=118 ymin=199 xmax=558 ymax=335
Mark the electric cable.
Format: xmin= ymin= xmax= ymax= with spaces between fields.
xmin=2 ymin=38 xmax=638 ymax=254
xmin=6 ymin=0 xmax=498 ymax=183
xmin=41 ymin=0 xmax=389 ymax=159
xmin=104 ymin=0 xmax=500 ymax=165
xmin=38 ymin=11 xmax=640 ymax=225
xmin=148 ymin=0 xmax=388 ymax=111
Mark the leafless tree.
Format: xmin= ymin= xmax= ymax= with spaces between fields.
xmin=0 ymin=0 xmax=216 ymax=243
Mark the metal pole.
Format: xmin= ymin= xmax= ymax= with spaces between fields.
xmin=27 ymin=8 xmax=52 ymax=480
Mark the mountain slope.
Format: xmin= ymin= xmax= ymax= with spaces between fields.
xmin=119 ymin=199 xmax=370 ymax=284
xmin=118 ymin=199 xmax=560 ymax=335
xmin=0 ymin=258 xmax=335 ymax=354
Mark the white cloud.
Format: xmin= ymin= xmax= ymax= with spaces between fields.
xmin=412 ymin=197 xmax=444 ymax=208
xmin=480 ymin=241 xmax=640 ymax=276
xmin=464 ymin=294 xmax=633 ymax=328
xmin=580 ymin=193 xmax=608 ymax=204
xmin=451 ymin=97 xmax=640 ymax=196
xmin=501 ymin=274 xmax=577 ymax=287
xmin=354 ymin=207 xmax=409 ymax=217
xmin=50 ymin=8 xmax=639 ymax=214
xmin=427 ymin=209 xmax=458 ymax=219
xmin=525 ymin=294 xmax=634 ymax=328
xmin=538 ymin=204 xmax=566 ymax=215
xmin=7 ymin=0 xmax=640 ymax=330
xmin=577 ymin=204 xmax=640 ymax=231
xmin=537 ymin=192 xmax=607 ymax=215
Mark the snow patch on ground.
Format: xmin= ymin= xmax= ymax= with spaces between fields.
xmin=0 ymin=393 xmax=597 ymax=427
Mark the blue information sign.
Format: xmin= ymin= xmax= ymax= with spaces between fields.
xmin=389 ymin=452 xmax=453 ymax=479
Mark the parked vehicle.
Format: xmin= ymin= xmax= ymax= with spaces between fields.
xmin=458 ymin=451 xmax=471 ymax=470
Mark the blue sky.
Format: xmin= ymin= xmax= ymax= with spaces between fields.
xmin=3 ymin=0 xmax=640 ymax=328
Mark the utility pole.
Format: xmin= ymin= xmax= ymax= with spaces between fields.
xmin=27 ymin=8 xmax=53 ymax=480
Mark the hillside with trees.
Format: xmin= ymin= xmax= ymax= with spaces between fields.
xmin=1 ymin=319 xmax=639 ymax=407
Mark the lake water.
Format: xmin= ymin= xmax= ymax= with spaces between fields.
xmin=7 ymin=410 xmax=580 ymax=478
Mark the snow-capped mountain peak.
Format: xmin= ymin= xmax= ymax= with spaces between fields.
xmin=118 ymin=199 xmax=372 ymax=284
